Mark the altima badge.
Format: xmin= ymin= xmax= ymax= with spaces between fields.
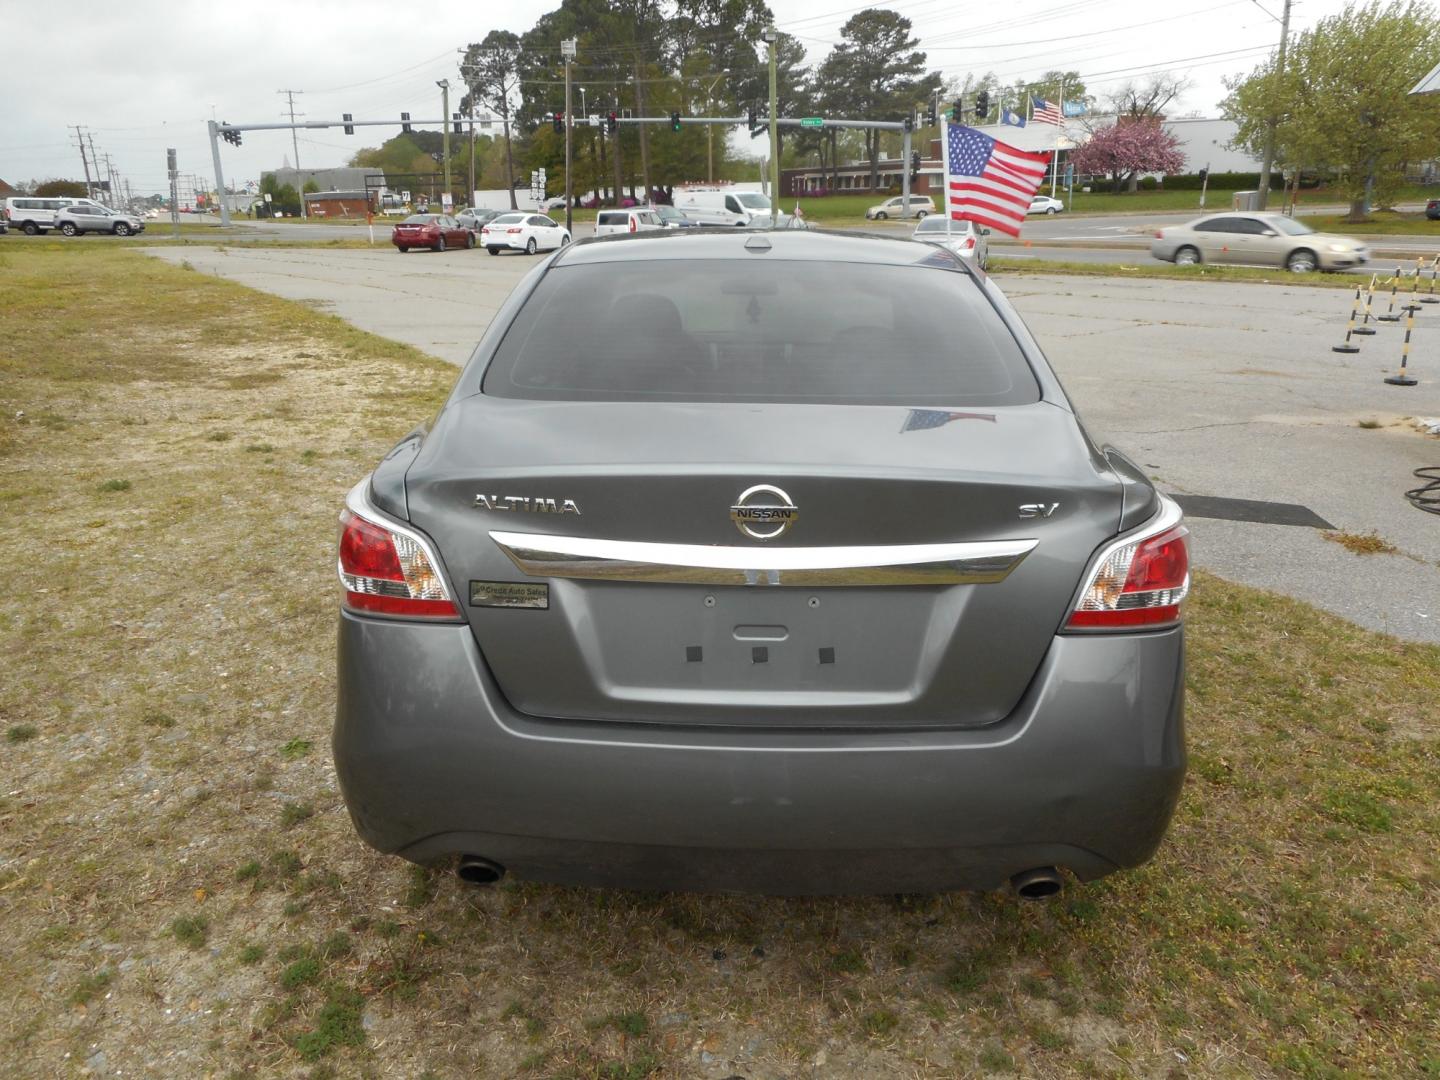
xmin=731 ymin=484 xmax=798 ymax=540
xmin=475 ymin=494 xmax=581 ymax=515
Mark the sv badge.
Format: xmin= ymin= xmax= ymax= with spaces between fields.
xmin=1018 ymin=502 xmax=1060 ymax=519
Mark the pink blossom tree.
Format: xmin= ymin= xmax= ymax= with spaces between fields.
xmin=1069 ymin=119 xmax=1186 ymax=193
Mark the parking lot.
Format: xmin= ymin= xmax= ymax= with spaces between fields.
xmin=148 ymin=244 xmax=1440 ymax=643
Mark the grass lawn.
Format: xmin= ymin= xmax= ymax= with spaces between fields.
xmin=988 ymin=257 xmax=1374 ymax=289
xmin=2 ymin=243 xmax=1438 ymax=1078
xmin=1306 ymin=211 xmax=1440 ymax=240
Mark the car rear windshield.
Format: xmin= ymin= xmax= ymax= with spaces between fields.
xmin=482 ymin=259 xmax=1038 ymax=405
xmin=402 ymin=215 xmax=437 ymax=224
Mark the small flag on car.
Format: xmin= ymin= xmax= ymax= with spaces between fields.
xmin=942 ymin=120 xmax=1049 ymax=238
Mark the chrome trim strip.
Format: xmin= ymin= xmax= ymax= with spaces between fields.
xmin=488 ymin=530 xmax=1037 ymax=587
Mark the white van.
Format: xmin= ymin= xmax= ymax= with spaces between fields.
xmin=673 ymin=189 xmax=785 ymax=228
xmin=593 ymin=208 xmax=665 ymax=236
xmin=4 ymin=197 xmax=107 ymax=235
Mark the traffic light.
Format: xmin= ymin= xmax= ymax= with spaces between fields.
xmin=748 ymin=103 xmax=757 ymax=130
xmin=952 ymin=100 xmax=963 ymax=123
xmin=670 ymin=111 xmax=682 ymax=132
xmin=1198 ymin=167 xmax=1209 ymax=182
xmin=606 ymin=111 xmax=617 ymax=133
xmin=453 ymin=112 xmax=463 ymax=135
xmin=911 ymin=150 xmax=921 ymax=172
xmin=343 ymin=113 xmax=354 ymax=135
xmin=553 ymin=111 xmax=564 ymax=133
xmin=926 ymin=99 xmax=937 ymax=127
xmin=903 ymin=114 xmax=913 ymax=133
xmin=975 ymin=90 xmax=990 ymax=119
xmin=221 ymin=125 xmax=241 ymax=147
xmin=401 ymin=112 xmax=412 ymax=133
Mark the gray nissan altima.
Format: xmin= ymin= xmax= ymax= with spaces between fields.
xmin=334 ymin=230 xmax=1188 ymax=899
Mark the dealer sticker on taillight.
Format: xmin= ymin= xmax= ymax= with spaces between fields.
xmin=470 ymin=581 xmax=549 ymax=609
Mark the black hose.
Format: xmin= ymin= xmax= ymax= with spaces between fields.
xmin=1405 ymin=466 xmax=1440 ymax=516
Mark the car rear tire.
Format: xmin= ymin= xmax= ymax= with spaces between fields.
xmin=60 ymin=223 xmax=77 ymax=236
xmin=915 ymin=210 xmax=928 ymax=219
xmin=1046 ymin=207 xmax=1057 ymax=215
xmin=398 ymin=246 xmax=409 ymax=253
xmin=1286 ymin=248 xmax=1317 ymax=273
xmin=114 ymin=223 xmax=131 ymax=237
xmin=526 ymin=237 xmax=537 ymax=255
xmin=23 ymin=222 xmax=38 ymax=236
xmin=435 ymin=237 xmax=446 ymax=253
xmin=466 ymin=233 xmax=476 ymax=249
xmin=1174 ymin=245 xmax=1201 ymax=267
xmin=487 ymin=246 xmax=499 ymax=255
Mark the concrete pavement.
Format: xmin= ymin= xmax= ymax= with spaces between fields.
xmin=142 ymin=245 xmax=1440 ymax=642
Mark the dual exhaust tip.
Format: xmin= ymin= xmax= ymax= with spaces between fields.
xmin=456 ymin=855 xmax=1062 ymax=900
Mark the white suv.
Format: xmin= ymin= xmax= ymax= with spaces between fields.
xmin=865 ymin=195 xmax=934 ymax=220
xmin=594 ymin=208 xmax=665 ymax=236
xmin=4 ymin=196 xmax=106 ymax=235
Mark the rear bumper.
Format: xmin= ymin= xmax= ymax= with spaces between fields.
xmin=334 ymin=613 xmax=1185 ymax=894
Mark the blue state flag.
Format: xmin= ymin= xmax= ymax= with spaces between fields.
xmin=1063 ymin=101 xmax=1088 ymax=117
xmin=1000 ymin=107 xmax=1026 ymax=128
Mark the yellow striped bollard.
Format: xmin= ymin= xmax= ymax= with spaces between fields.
xmin=1422 ymin=255 xmax=1440 ymax=305
xmin=1354 ymin=272 xmax=1378 ymax=335
xmin=1377 ymin=268 xmax=1403 ymax=321
xmin=1384 ymin=306 xmax=1419 ymax=386
xmin=1332 ymin=284 xmax=1363 ymax=353
xmin=1403 ymin=258 xmax=1424 ymax=313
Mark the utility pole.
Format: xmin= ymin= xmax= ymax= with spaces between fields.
xmin=437 ymin=79 xmax=451 ymax=208
xmin=563 ymin=38 xmax=576 ymax=232
xmin=86 ymin=133 xmax=102 ymax=203
xmin=279 ymin=89 xmax=306 ymax=218
xmin=633 ymin=56 xmax=652 ymax=201
xmin=72 ymin=126 xmax=95 ymax=201
xmin=1256 ymin=0 xmax=1292 ymax=211
xmin=764 ymin=25 xmax=780 ymax=227
xmin=468 ymin=108 xmax=477 ymax=208
xmin=168 ymin=148 xmax=180 ymax=240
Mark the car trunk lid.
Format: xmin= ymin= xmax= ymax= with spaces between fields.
xmin=405 ymin=397 xmax=1122 ymax=729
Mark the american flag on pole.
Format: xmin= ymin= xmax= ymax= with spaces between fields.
xmin=943 ymin=120 xmax=1049 ymax=237
xmin=1031 ymin=97 xmax=1063 ymax=125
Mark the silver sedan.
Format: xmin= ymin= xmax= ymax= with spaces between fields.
xmin=1151 ymin=212 xmax=1367 ymax=272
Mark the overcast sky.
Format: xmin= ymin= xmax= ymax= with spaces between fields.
xmin=2 ymin=0 xmax=1353 ymax=196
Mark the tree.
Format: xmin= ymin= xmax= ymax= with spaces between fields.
xmin=34 ymin=179 xmax=87 ymax=198
xmin=1005 ymin=70 xmax=1090 ymax=116
xmin=1108 ymin=75 xmax=1190 ymax=120
xmin=462 ymin=30 xmax=523 ymax=209
xmin=820 ymin=9 xmax=939 ymax=189
xmin=1223 ymin=0 xmax=1440 ymax=219
xmin=258 ymin=173 xmax=300 ymax=216
xmin=1070 ymin=119 xmax=1186 ymax=192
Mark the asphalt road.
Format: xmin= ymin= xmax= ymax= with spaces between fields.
xmin=143 ymin=244 xmax=1440 ymax=643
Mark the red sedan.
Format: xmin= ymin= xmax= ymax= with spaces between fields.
xmin=392 ymin=214 xmax=474 ymax=253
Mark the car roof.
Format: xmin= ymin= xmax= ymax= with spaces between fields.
xmin=560 ymin=228 xmax=972 ymax=270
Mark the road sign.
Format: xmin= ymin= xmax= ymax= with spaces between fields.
xmin=800 ymin=117 xmax=824 ymax=128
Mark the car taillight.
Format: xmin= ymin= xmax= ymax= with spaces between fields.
xmin=507 ymin=227 xmax=521 ymax=233
xmin=1154 ymin=231 xmax=1163 ymax=238
xmin=962 ymin=237 xmax=974 ymax=251
xmin=1066 ymin=499 xmax=1189 ymax=630
xmin=337 ymin=485 xmax=458 ymax=619
xmin=629 ymin=217 xmax=637 ymax=233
